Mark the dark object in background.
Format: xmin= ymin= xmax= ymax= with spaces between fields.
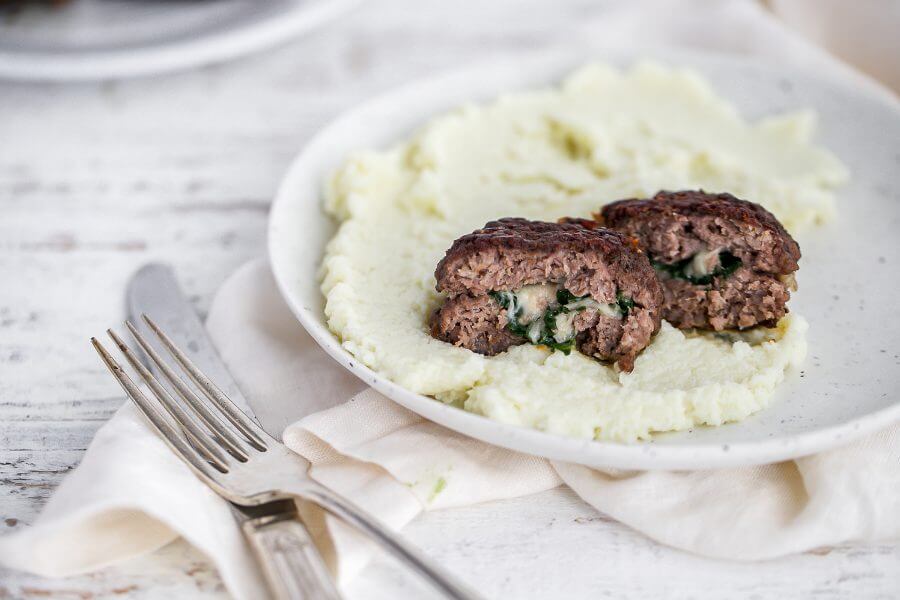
xmin=2 ymin=0 xmax=69 ymax=18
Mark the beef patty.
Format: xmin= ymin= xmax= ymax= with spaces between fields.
xmin=430 ymin=218 xmax=663 ymax=372
xmin=599 ymin=190 xmax=801 ymax=330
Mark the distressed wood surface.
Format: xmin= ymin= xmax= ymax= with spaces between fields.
xmin=0 ymin=0 xmax=898 ymax=597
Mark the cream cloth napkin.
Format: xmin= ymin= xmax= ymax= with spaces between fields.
xmin=3 ymin=2 xmax=900 ymax=598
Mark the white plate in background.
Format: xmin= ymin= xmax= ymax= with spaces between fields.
xmin=268 ymin=48 xmax=900 ymax=470
xmin=0 ymin=0 xmax=360 ymax=81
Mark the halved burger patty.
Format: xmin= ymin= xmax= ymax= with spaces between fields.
xmin=430 ymin=218 xmax=663 ymax=372
xmin=599 ymin=190 xmax=801 ymax=331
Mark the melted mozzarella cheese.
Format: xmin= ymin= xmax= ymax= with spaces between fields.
xmin=683 ymin=248 xmax=721 ymax=279
xmin=553 ymin=311 xmax=575 ymax=343
xmin=566 ymin=297 xmax=622 ymax=319
xmin=514 ymin=284 xmax=558 ymax=323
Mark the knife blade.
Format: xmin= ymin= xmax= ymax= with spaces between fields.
xmin=126 ymin=262 xmax=341 ymax=600
xmin=127 ymin=264 xmax=261 ymax=421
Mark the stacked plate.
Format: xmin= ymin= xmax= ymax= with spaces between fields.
xmin=0 ymin=0 xmax=359 ymax=80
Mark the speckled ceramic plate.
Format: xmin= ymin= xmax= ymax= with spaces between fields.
xmin=268 ymin=48 xmax=900 ymax=470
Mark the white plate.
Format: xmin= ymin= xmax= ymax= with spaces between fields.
xmin=0 ymin=0 xmax=359 ymax=81
xmin=268 ymin=48 xmax=900 ymax=470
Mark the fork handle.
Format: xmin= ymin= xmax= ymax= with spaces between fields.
xmin=242 ymin=510 xmax=342 ymax=600
xmin=288 ymin=482 xmax=484 ymax=600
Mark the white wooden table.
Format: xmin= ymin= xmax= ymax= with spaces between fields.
xmin=1 ymin=1 xmax=898 ymax=597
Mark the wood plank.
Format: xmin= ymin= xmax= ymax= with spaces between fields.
xmin=0 ymin=540 xmax=224 ymax=599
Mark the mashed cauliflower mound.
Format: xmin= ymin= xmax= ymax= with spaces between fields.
xmin=321 ymin=62 xmax=848 ymax=442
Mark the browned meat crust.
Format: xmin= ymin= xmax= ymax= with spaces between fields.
xmin=431 ymin=218 xmax=663 ymax=371
xmin=598 ymin=190 xmax=800 ymax=331
xmin=599 ymin=190 xmax=800 ymax=274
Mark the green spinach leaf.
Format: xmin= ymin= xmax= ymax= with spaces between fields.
xmin=651 ymin=250 xmax=742 ymax=285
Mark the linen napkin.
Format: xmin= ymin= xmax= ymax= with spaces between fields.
xmin=2 ymin=2 xmax=900 ymax=599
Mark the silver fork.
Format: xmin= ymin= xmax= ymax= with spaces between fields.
xmin=92 ymin=315 xmax=482 ymax=600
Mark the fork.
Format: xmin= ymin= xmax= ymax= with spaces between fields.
xmin=92 ymin=315 xmax=482 ymax=600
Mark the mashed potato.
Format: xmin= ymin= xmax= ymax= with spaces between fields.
xmin=320 ymin=62 xmax=847 ymax=442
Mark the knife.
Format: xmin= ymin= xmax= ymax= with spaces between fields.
xmin=126 ymin=263 xmax=341 ymax=600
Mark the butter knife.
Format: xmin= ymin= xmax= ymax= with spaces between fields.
xmin=126 ymin=263 xmax=341 ymax=600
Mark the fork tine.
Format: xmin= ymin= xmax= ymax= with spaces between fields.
xmin=91 ymin=337 xmax=223 ymax=477
xmin=107 ymin=329 xmax=232 ymax=472
xmin=142 ymin=314 xmax=268 ymax=451
xmin=125 ymin=321 xmax=250 ymax=462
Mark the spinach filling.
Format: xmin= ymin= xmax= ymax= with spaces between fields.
xmin=651 ymin=250 xmax=742 ymax=285
xmin=490 ymin=287 xmax=633 ymax=355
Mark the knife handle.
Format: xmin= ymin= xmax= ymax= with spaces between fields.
xmin=242 ymin=510 xmax=342 ymax=600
